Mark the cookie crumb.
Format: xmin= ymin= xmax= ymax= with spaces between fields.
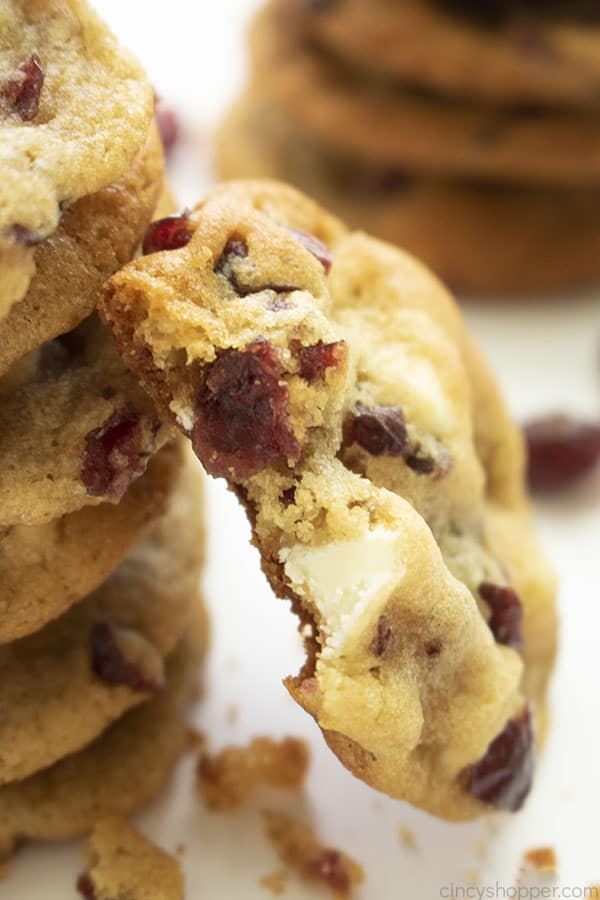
xmin=263 ymin=810 xmax=364 ymax=897
xmin=397 ymin=826 xmax=417 ymax=850
xmin=465 ymin=870 xmax=480 ymax=886
xmin=225 ymin=703 xmax=239 ymax=724
xmin=260 ymin=870 xmax=288 ymax=896
xmin=198 ymin=737 xmax=309 ymax=810
xmin=523 ymin=847 xmax=558 ymax=874
xmin=77 ymin=817 xmax=183 ymax=899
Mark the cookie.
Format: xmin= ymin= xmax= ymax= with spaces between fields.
xmin=0 ymin=441 xmax=203 ymax=785
xmin=0 ymin=0 xmax=153 ymax=313
xmin=78 ymin=818 xmax=183 ymax=900
xmin=100 ymin=180 xmax=556 ymax=820
xmin=300 ymin=0 xmax=600 ymax=109
xmin=0 ymin=441 xmax=182 ymax=646
xmin=0 ymin=624 xmax=205 ymax=857
xmin=250 ymin=1 xmax=600 ymax=185
xmin=0 ymin=123 xmax=164 ymax=379
xmin=0 ymin=315 xmax=171 ymax=528
xmin=216 ymin=94 xmax=600 ymax=295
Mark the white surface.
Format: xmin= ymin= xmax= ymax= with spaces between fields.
xmin=3 ymin=2 xmax=600 ymax=897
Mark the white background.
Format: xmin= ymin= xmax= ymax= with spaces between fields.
xmin=3 ymin=2 xmax=600 ymax=897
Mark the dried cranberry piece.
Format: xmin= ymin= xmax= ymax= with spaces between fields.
xmin=214 ymin=238 xmax=249 ymax=274
xmin=1 ymin=53 xmax=45 ymax=121
xmin=281 ymin=485 xmax=297 ymax=507
xmin=215 ymin=239 xmax=298 ymax=297
xmin=192 ymin=340 xmax=301 ymax=479
xmin=294 ymin=340 xmax=346 ymax=383
xmin=81 ymin=408 xmax=151 ymax=499
xmin=285 ymin=226 xmax=334 ymax=273
xmin=142 ymin=212 xmax=194 ymax=255
xmin=479 ymin=582 xmax=523 ymax=650
xmin=308 ymin=850 xmax=350 ymax=894
xmin=405 ymin=453 xmax=436 ymax=475
xmin=466 ymin=707 xmax=535 ymax=811
xmin=524 ymin=415 xmax=600 ymax=491
xmin=343 ymin=404 xmax=409 ymax=457
xmin=370 ymin=616 xmax=392 ymax=656
xmin=76 ymin=873 xmax=96 ymax=900
xmin=91 ymin=622 xmax=164 ymax=693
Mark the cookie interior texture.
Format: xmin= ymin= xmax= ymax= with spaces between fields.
xmin=0 ymin=441 xmax=203 ymax=784
xmin=100 ymin=180 xmax=557 ymax=821
xmin=0 ymin=621 xmax=206 ymax=857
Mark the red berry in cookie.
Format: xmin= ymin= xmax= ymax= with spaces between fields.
xmin=192 ymin=340 xmax=301 ymax=479
xmin=294 ymin=340 xmax=346 ymax=383
xmin=466 ymin=707 xmax=535 ymax=811
xmin=343 ymin=404 xmax=410 ymax=457
xmin=80 ymin=408 xmax=156 ymax=500
xmin=285 ymin=226 xmax=334 ymax=273
xmin=479 ymin=582 xmax=523 ymax=650
xmin=91 ymin=622 xmax=165 ymax=693
xmin=142 ymin=213 xmax=194 ymax=255
xmin=76 ymin=873 xmax=96 ymax=900
xmin=1 ymin=53 xmax=45 ymax=121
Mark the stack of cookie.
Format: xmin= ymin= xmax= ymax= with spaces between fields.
xmin=0 ymin=0 xmax=206 ymax=855
xmin=217 ymin=0 xmax=600 ymax=296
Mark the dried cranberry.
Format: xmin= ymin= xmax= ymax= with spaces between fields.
xmin=466 ymin=707 xmax=535 ymax=811
xmin=1 ymin=53 xmax=44 ymax=120
xmin=91 ymin=622 xmax=164 ymax=693
xmin=81 ymin=408 xmax=151 ymax=499
xmin=370 ymin=616 xmax=392 ymax=656
xmin=155 ymin=100 xmax=180 ymax=155
xmin=192 ymin=340 xmax=301 ymax=479
xmin=308 ymin=850 xmax=350 ymax=894
xmin=281 ymin=485 xmax=297 ymax=507
xmin=524 ymin=415 xmax=600 ymax=491
xmin=214 ymin=238 xmax=248 ymax=274
xmin=294 ymin=340 xmax=346 ymax=383
xmin=215 ymin=239 xmax=298 ymax=297
xmin=425 ymin=640 xmax=442 ymax=657
xmin=479 ymin=582 xmax=523 ymax=650
xmin=142 ymin=212 xmax=194 ymax=255
xmin=285 ymin=226 xmax=334 ymax=273
xmin=405 ymin=453 xmax=437 ymax=475
xmin=76 ymin=873 xmax=96 ymax=900
xmin=343 ymin=404 xmax=409 ymax=457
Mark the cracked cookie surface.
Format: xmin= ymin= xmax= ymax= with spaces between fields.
xmin=0 ymin=623 xmax=206 ymax=856
xmin=0 ymin=441 xmax=203 ymax=784
xmin=0 ymin=315 xmax=171 ymax=528
xmin=0 ymin=0 xmax=153 ymax=312
xmin=101 ymin=179 xmax=556 ymax=820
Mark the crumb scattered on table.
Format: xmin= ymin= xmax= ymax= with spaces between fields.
xmin=260 ymin=870 xmax=288 ymax=896
xmin=198 ymin=736 xmax=309 ymax=811
xmin=465 ymin=870 xmax=480 ymax=886
xmin=77 ymin=817 xmax=183 ymax=900
xmin=397 ymin=826 xmax=417 ymax=851
xmin=523 ymin=847 xmax=558 ymax=874
xmin=263 ymin=810 xmax=364 ymax=898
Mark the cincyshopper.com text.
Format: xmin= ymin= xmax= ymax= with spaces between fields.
xmin=440 ymin=886 xmax=600 ymax=899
